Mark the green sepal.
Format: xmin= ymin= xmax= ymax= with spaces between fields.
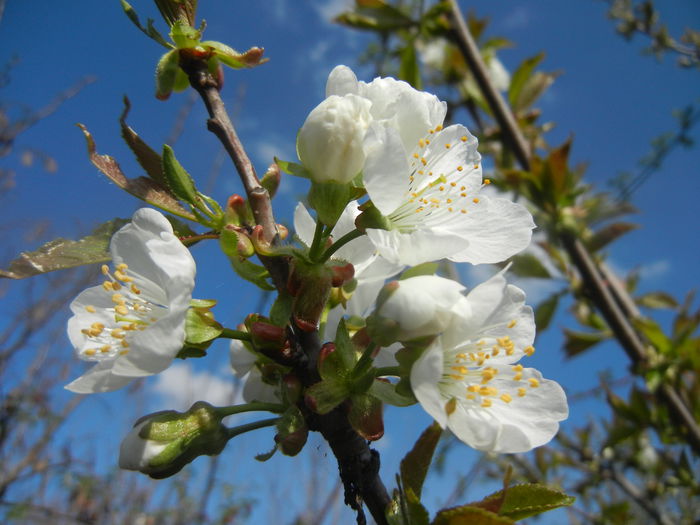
xmin=161 ymin=144 xmax=198 ymax=205
xmin=355 ymin=202 xmax=393 ymax=231
xmin=255 ymin=445 xmax=278 ymax=462
xmin=275 ymin=406 xmax=308 ymax=456
xmin=309 ymin=181 xmax=352 ymax=227
xmin=333 ymin=320 xmax=359 ymax=374
xmin=304 ymin=379 xmax=350 ymax=414
xmin=185 ymin=300 xmax=223 ymax=344
xmin=370 ymin=379 xmax=416 ymax=407
xmin=348 ymin=392 xmax=384 ymax=441
xmin=275 ymin=157 xmax=312 ymax=179
xmin=399 ymin=262 xmax=438 ymax=280
xmin=155 ymin=50 xmax=180 ymax=100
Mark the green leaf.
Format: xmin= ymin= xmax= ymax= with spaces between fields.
xmin=203 ymin=41 xmax=268 ymax=69
xmin=400 ymin=262 xmax=439 ymax=280
xmin=0 ymin=218 xmax=128 ymax=279
xmin=432 ymin=505 xmax=514 ymax=525
xmin=515 ymin=71 xmax=557 ymax=111
xmin=161 ymin=144 xmax=198 ymax=205
xmin=120 ymin=0 xmax=171 ymax=48
xmin=587 ymin=222 xmax=639 ymax=252
xmin=120 ymin=97 xmax=167 ymax=186
xmin=399 ymin=42 xmax=422 ymax=89
xmin=274 ymin=157 xmax=311 ymax=179
xmin=505 ymin=252 xmax=550 ymax=278
xmin=634 ymin=318 xmax=671 ymax=354
xmin=254 ymin=445 xmax=278 ymax=462
xmin=155 ymin=50 xmax=180 ymax=100
xmin=534 ymin=292 xmax=561 ymax=332
xmin=636 ymin=291 xmax=678 ymax=310
xmin=400 ymin=422 xmax=442 ymax=500
xmin=269 ymin=292 xmax=292 ymax=326
xmin=308 ymin=181 xmax=352 ymax=227
xmin=334 ymin=320 xmax=358 ymax=372
xmin=508 ymin=52 xmax=544 ymax=111
xmin=219 ymin=227 xmax=275 ymax=291
xmin=370 ymin=379 xmax=417 ymax=407
xmin=78 ymin=124 xmax=196 ymax=221
xmin=563 ymin=328 xmax=608 ymax=357
xmin=477 ymin=483 xmax=575 ymax=521
xmin=170 ymin=20 xmax=201 ymax=48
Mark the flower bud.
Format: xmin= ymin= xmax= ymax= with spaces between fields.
xmin=119 ymin=401 xmax=228 ymax=479
xmin=297 ymin=94 xmax=372 ymax=184
xmin=367 ymin=275 xmax=466 ymax=344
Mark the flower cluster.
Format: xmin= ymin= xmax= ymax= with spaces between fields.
xmin=66 ymin=65 xmax=566 ymax=477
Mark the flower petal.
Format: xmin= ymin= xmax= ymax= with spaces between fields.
xmin=447 ymin=197 xmax=535 ymax=264
xmin=326 ymin=65 xmax=359 ymax=97
xmin=410 ymin=341 xmax=448 ymax=427
xmin=363 ymin=123 xmax=411 ymax=215
xmin=366 ymin=227 xmax=470 ymax=266
xmin=65 ymin=361 xmax=134 ymax=393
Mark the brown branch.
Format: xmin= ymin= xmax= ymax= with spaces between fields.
xmin=178 ymin=54 xmax=390 ymax=524
xmin=446 ymin=0 xmax=700 ymax=455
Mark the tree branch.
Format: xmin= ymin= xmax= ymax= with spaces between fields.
xmin=446 ymin=0 xmax=700 ymax=455
xmin=179 ymin=55 xmax=390 ymax=524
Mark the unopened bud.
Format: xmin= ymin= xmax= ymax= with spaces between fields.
xmin=282 ymin=373 xmax=303 ymax=404
xmin=119 ymin=401 xmax=227 ymax=479
xmin=261 ymin=163 xmax=282 ymax=198
xmin=275 ymin=426 xmax=308 ymax=456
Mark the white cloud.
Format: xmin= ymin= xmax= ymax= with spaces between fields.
xmin=501 ymin=6 xmax=531 ymax=29
xmin=151 ymin=362 xmax=241 ymax=410
xmin=639 ymin=259 xmax=670 ymax=280
xmin=311 ymin=0 xmax=353 ymax=23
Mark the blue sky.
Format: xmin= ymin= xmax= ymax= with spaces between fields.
xmin=1 ymin=0 xmax=699 ymax=523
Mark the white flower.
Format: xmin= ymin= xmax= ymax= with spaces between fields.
xmin=410 ymin=271 xmax=568 ymax=453
xmin=293 ymin=200 xmax=403 ymax=337
xmin=66 ymin=208 xmax=196 ymax=393
xmin=297 ymin=94 xmax=372 ymax=184
xmin=229 ymin=339 xmax=279 ymax=404
xmin=485 ymin=54 xmax=510 ymax=93
xmin=326 ymin=65 xmax=533 ymax=266
xmin=371 ymin=275 xmax=467 ymax=342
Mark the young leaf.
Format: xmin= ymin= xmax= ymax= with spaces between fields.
xmin=0 ymin=218 xmax=128 ymax=279
xmin=274 ymin=157 xmax=311 ymax=179
xmin=304 ymin=379 xmax=350 ymax=414
xmin=155 ymin=49 xmax=180 ymax=100
xmin=202 ymin=41 xmax=268 ymax=69
xmin=78 ymin=124 xmax=196 ymax=221
xmin=120 ymin=97 xmax=167 ymax=186
xmin=504 ymin=253 xmax=550 ymax=279
xmin=348 ymin=392 xmax=384 ymax=441
xmin=534 ymin=292 xmax=561 ymax=333
xmin=185 ymin=306 xmax=223 ymax=344
xmin=400 ymin=422 xmax=442 ymax=500
xmin=161 ymin=144 xmax=198 ymax=205
xmin=587 ymin=222 xmax=639 ymax=252
xmin=508 ymin=52 xmax=544 ymax=111
xmin=399 ymin=42 xmax=422 ymax=89
xmin=432 ymin=505 xmax=514 ymax=525
xmin=475 ymin=483 xmax=575 ymax=521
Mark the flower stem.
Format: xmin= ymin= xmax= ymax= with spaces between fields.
xmin=219 ymin=328 xmax=252 ymax=341
xmin=308 ymin=220 xmax=327 ymax=262
xmin=226 ymin=417 xmax=280 ymax=440
xmin=216 ymin=402 xmax=286 ymax=418
xmin=374 ymin=366 xmax=401 ymax=378
xmin=319 ymin=229 xmax=365 ymax=263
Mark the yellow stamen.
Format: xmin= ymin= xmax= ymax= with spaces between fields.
xmin=85 ymin=305 xmax=96 ymax=313
xmin=524 ymin=345 xmax=535 ymax=356
xmin=481 ymin=399 xmax=492 ymax=408
xmin=507 ymin=319 xmax=517 ymax=328
xmin=529 ymin=378 xmax=540 ymax=388
xmin=500 ymin=393 xmax=513 ymax=403
xmin=518 ymin=387 xmax=527 ymax=397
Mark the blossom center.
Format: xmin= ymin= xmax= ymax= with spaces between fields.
xmin=438 ymin=321 xmax=538 ymax=410
xmin=387 ymin=125 xmax=489 ymax=232
xmin=78 ymin=263 xmax=167 ymax=361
